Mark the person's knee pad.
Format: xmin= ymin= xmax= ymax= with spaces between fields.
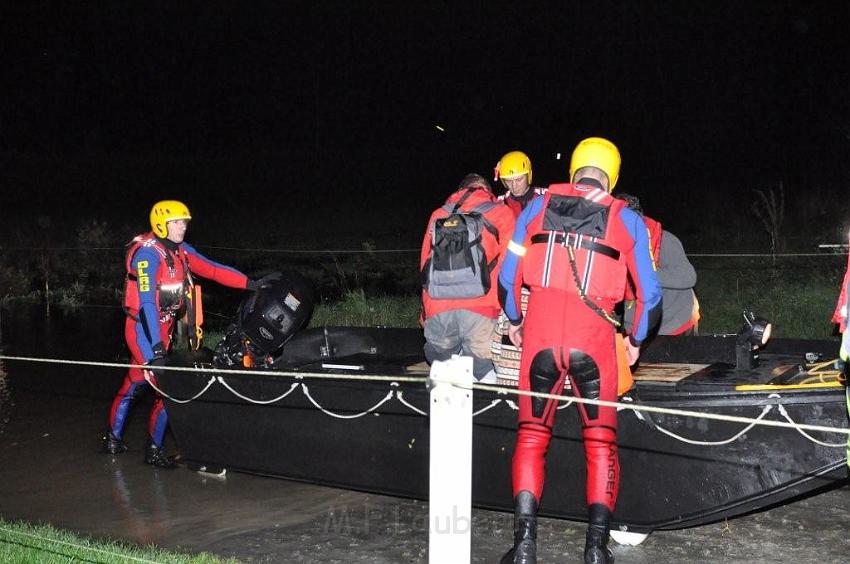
xmin=529 ymin=349 xmax=561 ymax=419
xmin=568 ymin=349 xmax=601 ymax=420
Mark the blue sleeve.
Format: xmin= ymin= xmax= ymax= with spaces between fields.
xmin=498 ymin=196 xmax=544 ymax=323
xmin=131 ymin=247 xmax=164 ymax=353
xmin=620 ymin=207 xmax=662 ymax=343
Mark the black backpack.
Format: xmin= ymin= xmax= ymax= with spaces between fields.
xmin=423 ymin=193 xmax=500 ymax=299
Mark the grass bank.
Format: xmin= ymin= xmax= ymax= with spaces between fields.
xmin=0 ymin=519 xmax=237 ymax=564
xmin=304 ymin=261 xmax=845 ymax=341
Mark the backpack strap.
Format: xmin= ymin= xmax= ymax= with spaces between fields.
xmin=469 ymin=201 xmax=500 ymax=242
xmin=449 ymin=187 xmax=476 ymax=213
xmin=470 ymin=201 xmax=501 ymax=272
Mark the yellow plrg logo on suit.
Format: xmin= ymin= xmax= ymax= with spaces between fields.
xmin=137 ymin=260 xmax=150 ymax=292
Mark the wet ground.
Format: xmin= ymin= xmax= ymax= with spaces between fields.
xmin=1 ymin=307 xmax=849 ymax=563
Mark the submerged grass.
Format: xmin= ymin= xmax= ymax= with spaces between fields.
xmin=694 ymin=261 xmax=843 ymax=339
xmin=309 ymin=289 xmax=421 ymax=328
xmin=201 ymin=265 xmax=842 ymax=342
xmin=303 ymin=264 xmax=842 ymax=340
xmin=0 ymin=519 xmax=238 ymax=564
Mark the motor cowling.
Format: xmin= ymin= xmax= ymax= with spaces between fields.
xmin=214 ymin=271 xmax=314 ymax=367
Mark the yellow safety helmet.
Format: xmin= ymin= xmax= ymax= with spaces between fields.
xmin=149 ymin=200 xmax=192 ymax=238
xmin=496 ymin=150 xmax=532 ymax=185
xmin=569 ymin=137 xmax=621 ymax=191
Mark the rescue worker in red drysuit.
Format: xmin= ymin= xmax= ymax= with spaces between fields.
xmin=830 ymin=229 xmax=850 ymax=467
xmin=495 ymin=150 xmax=547 ymax=217
xmin=498 ymin=138 xmax=662 ymax=564
xmin=103 ymin=200 xmax=273 ymax=468
xmin=491 ymin=151 xmax=547 ymax=385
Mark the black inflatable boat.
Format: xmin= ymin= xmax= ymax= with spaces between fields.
xmin=157 ymin=280 xmax=848 ymax=534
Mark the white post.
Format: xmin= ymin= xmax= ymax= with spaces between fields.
xmin=428 ymin=355 xmax=473 ymax=564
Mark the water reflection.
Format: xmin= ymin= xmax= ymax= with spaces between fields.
xmin=0 ymin=308 xmax=11 ymax=434
xmin=0 ymin=357 xmax=11 ymax=435
xmin=108 ymin=457 xmax=174 ymax=544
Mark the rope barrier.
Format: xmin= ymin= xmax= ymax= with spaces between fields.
xmin=0 ymin=355 xmax=426 ymax=384
xmin=0 ymin=525 xmax=163 ymax=564
xmin=2 ymin=244 xmax=846 ymax=258
xmin=470 ymin=383 xmax=850 ymax=437
xmin=2 ymin=354 xmax=848 ymax=441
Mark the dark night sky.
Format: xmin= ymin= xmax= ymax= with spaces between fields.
xmin=3 ymin=1 xmax=850 ymax=239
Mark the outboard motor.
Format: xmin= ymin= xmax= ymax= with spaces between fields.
xmin=214 ymin=271 xmax=314 ymax=367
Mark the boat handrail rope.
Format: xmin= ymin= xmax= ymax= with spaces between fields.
xmin=2 ymin=355 xmax=848 ymax=442
xmin=144 ymin=373 xmax=216 ymax=404
xmin=301 ymin=384 xmax=394 ymax=419
xmin=396 ymin=390 xmax=428 ymax=416
xmin=215 ymin=378 xmax=300 ymax=405
xmin=776 ymin=402 xmax=847 ymax=448
xmin=647 ymin=404 xmax=773 ymax=446
xmin=471 ymin=399 xmax=503 ymax=417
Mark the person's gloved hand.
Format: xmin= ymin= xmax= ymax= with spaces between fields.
xmin=150 ymin=341 xmax=167 ymax=360
xmin=840 ymin=330 xmax=849 ymax=362
xmin=247 ymin=272 xmax=283 ymax=291
xmin=146 ymin=342 xmax=168 ymax=377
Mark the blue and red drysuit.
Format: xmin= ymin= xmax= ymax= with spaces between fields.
xmin=499 ymin=186 xmax=547 ymax=218
xmin=108 ymin=233 xmax=249 ymax=447
xmin=498 ymin=182 xmax=661 ymax=512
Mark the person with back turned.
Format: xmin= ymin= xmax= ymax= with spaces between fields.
xmin=420 ymin=174 xmax=515 ymax=382
xmin=498 ymin=138 xmax=661 ymax=563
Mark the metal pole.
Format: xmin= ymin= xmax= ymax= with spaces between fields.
xmin=428 ymin=355 xmax=473 ymax=564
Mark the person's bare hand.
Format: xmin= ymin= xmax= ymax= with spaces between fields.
xmin=508 ymin=321 xmax=524 ymax=348
xmin=624 ymin=335 xmax=640 ymax=366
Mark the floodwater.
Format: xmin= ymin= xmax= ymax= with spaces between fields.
xmin=0 ymin=305 xmax=848 ymax=563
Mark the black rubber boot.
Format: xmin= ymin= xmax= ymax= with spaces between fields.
xmin=584 ymin=503 xmax=614 ymax=564
xmin=144 ymin=440 xmax=178 ymax=469
xmin=500 ymin=490 xmax=538 ymax=564
xmin=102 ymin=431 xmax=128 ymax=455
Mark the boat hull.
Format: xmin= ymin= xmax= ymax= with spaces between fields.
xmin=159 ymin=330 xmax=848 ymax=532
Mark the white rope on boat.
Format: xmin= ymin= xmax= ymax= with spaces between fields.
xmin=143 ymin=372 xmax=216 ymax=404
xmin=650 ymin=404 xmax=774 ymax=446
xmin=776 ymin=402 xmax=848 ymax=448
xmin=396 ymin=390 xmax=428 ymax=416
xmin=472 ymin=399 xmax=503 ymax=417
xmin=216 ymin=378 xmax=300 ymax=405
xmin=301 ymin=383 xmax=394 ymax=419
